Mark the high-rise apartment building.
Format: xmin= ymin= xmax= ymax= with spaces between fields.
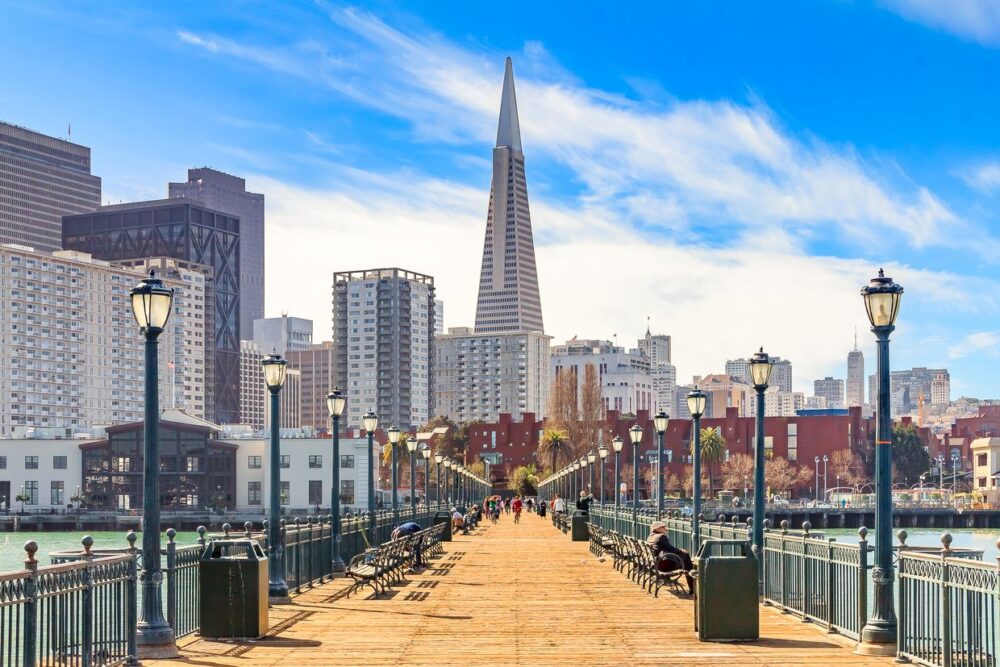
xmin=814 ymin=376 xmax=845 ymax=409
xmin=434 ymin=300 xmax=444 ymax=336
xmin=474 ymin=58 xmax=544 ymax=334
xmin=550 ymin=339 xmax=654 ymax=414
xmin=253 ymin=315 xmax=313 ymax=355
xmin=169 ymin=168 xmax=264 ymax=335
xmin=771 ymin=358 xmax=793 ymax=393
xmin=847 ymin=335 xmax=865 ymax=408
xmin=0 ymin=122 xmax=101 ymax=251
xmin=333 ymin=268 xmax=434 ymax=429
xmin=748 ymin=387 xmax=806 ymax=417
xmin=286 ymin=341 xmax=336 ymax=432
xmin=638 ymin=330 xmax=671 ymax=366
xmin=434 ymin=327 xmax=550 ymax=423
xmin=0 ymin=245 xmax=210 ymax=435
xmin=931 ymin=372 xmax=951 ymax=406
xmin=239 ymin=340 xmax=303 ymax=431
xmin=62 ymin=199 xmax=241 ymax=424
xmin=725 ymin=358 xmax=751 ymax=384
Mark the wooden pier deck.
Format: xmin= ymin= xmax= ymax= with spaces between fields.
xmin=148 ymin=514 xmax=898 ymax=666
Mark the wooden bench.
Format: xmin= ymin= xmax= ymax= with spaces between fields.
xmin=596 ymin=528 xmax=687 ymax=597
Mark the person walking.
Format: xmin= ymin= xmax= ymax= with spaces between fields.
xmin=553 ymin=494 xmax=565 ymax=515
xmin=512 ymin=495 xmax=523 ymax=524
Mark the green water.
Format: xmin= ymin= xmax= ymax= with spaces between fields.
xmin=0 ymin=531 xmax=201 ymax=572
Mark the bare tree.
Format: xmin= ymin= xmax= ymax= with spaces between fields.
xmin=765 ymin=457 xmax=813 ymax=495
xmin=576 ymin=363 xmax=605 ymax=459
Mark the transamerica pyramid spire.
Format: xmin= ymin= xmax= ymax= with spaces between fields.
xmin=474 ymin=57 xmax=544 ymax=334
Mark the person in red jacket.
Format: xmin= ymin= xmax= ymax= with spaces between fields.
xmin=512 ymin=496 xmax=523 ymax=523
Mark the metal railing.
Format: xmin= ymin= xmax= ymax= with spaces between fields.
xmin=898 ymin=536 xmax=1000 ymax=667
xmin=0 ymin=539 xmax=136 ymax=667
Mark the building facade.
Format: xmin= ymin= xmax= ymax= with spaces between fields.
xmin=550 ymin=339 xmax=653 ymax=414
xmin=474 ymin=58 xmax=544 ymax=334
xmin=748 ymin=387 xmax=806 ymax=417
xmin=286 ymin=342 xmax=336 ymax=433
xmin=847 ymin=339 xmax=865 ymax=408
xmin=890 ymin=367 xmax=950 ymax=416
xmin=771 ymin=358 xmax=793 ymax=394
xmin=0 ymin=122 xmax=101 ymax=252
xmin=814 ymin=376 xmax=845 ymax=409
xmin=239 ymin=340 xmax=266 ymax=430
xmin=169 ymin=168 xmax=264 ymax=336
xmin=253 ymin=315 xmax=313 ymax=355
xmin=692 ymin=374 xmax=751 ymax=418
xmin=62 ymin=199 xmax=241 ymax=424
xmin=333 ymin=268 xmax=435 ymax=430
xmin=0 ymin=245 xmax=210 ymax=436
xmin=434 ymin=327 xmax=551 ymax=423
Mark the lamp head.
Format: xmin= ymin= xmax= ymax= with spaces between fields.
xmin=406 ymin=437 xmax=418 ymax=454
xmin=434 ymin=453 xmax=443 ymax=464
xmin=261 ymin=352 xmax=287 ymax=390
xmin=629 ymin=424 xmax=643 ymax=445
xmin=598 ymin=443 xmax=609 ymax=459
xmin=129 ymin=270 xmax=174 ymax=334
xmin=749 ymin=347 xmax=773 ymax=389
xmin=326 ymin=387 xmax=347 ymax=418
xmin=387 ymin=426 xmax=401 ymax=445
xmin=587 ymin=450 xmax=597 ymax=463
xmin=421 ymin=445 xmax=431 ymax=459
xmin=861 ymin=268 xmax=903 ymax=329
xmin=612 ymin=435 xmax=624 ymax=452
xmin=653 ymin=411 xmax=669 ymax=434
xmin=686 ymin=388 xmax=707 ymax=419
xmin=362 ymin=411 xmax=378 ymax=434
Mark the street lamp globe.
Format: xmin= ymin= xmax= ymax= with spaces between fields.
xmin=653 ymin=411 xmax=669 ymax=434
xmin=686 ymin=389 xmax=707 ymax=419
xmin=406 ymin=437 xmax=419 ymax=454
xmin=749 ymin=347 xmax=773 ymax=389
xmin=629 ymin=424 xmax=643 ymax=445
xmin=598 ymin=443 xmax=609 ymax=460
xmin=443 ymin=458 xmax=452 ymax=469
xmin=362 ymin=411 xmax=378 ymax=434
xmin=421 ymin=444 xmax=431 ymax=460
xmin=326 ymin=388 xmax=347 ymax=417
xmin=261 ymin=352 xmax=287 ymax=390
xmin=129 ymin=270 xmax=174 ymax=333
xmin=612 ymin=435 xmax=624 ymax=453
xmin=387 ymin=426 xmax=401 ymax=445
xmin=587 ymin=450 xmax=597 ymax=464
xmin=580 ymin=456 xmax=588 ymax=468
xmin=434 ymin=453 xmax=443 ymax=464
xmin=861 ymin=268 xmax=904 ymax=329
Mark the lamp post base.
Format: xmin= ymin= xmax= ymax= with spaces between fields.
xmin=854 ymin=640 xmax=897 ymax=657
xmin=137 ymin=640 xmax=179 ymax=660
xmin=269 ymin=595 xmax=292 ymax=606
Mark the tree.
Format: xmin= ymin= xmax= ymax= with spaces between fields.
xmin=765 ymin=457 xmax=812 ymax=496
xmin=830 ymin=449 xmax=868 ymax=488
xmin=508 ymin=464 xmax=539 ymax=496
xmin=537 ymin=428 xmax=572 ymax=476
xmin=666 ymin=473 xmax=682 ymax=497
xmin=547 ymin=371 xmax=580 ymax=444
xmin=694 ymin=427 xmax=727 ymax=499
xmin=576 ymin=364 xmax=605 ymax=458
xmin=893 ymin=423 xmax=930 ymax=485
xmin=720 ymin=453 xmax=755 ymax=493
xmin=682 ymin=469 xmax=711 ymax=499
xmin=420 ymin=415 xmax=469 ymax=461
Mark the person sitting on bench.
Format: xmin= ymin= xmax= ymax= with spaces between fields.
xmin=451 ymin=507 xmax=465 ymax=533
xmin=647 ymin=521 xmax=695 ymax=595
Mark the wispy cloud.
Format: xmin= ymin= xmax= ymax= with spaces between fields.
xmin=881 ymin=0 xmax=1000 ymax=46
xmin=949 ymin=332 xmax=1000 ymax=359
xmin=962 ymin=162 xmax=1000 ymax=193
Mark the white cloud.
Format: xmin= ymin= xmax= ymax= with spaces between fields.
xmin=949 ymin=332 xmax=1000 ymax=359
xmin=963 ymin=162 xmax=1000 ymax=193
xmin=882 ymin=0 xmax=1000 ymax=46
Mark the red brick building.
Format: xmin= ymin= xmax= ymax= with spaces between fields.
xmin=932 ymin=405 xmax=1000 ymax=466
xmin=466 ymin=407 xmax=875 ymax=497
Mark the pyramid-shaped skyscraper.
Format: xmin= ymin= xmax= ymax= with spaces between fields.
xmin=474 ymin=57 xmax=544 ymax=334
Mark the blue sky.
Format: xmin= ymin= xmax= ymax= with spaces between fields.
xmin=2 ymin=0 xmax=999 ymax=398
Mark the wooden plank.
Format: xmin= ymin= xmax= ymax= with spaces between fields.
xmin=145 ymin=515 xmax=898 ymax=666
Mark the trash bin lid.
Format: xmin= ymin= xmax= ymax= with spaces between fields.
xmin=200 ymin=539 xmax=267 ymax=561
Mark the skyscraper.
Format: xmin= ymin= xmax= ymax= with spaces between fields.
xmin=847 ymin=334 xmax=865 ymax=408
xmin=0 ymin=121 xmax=101 ymax=251
xmin=770 ymin=358 xmax=793 ymax=393
xmin=169 ymin=168 xmax=264 ymax=335
xmin=333 ymin=268 xmax=435 ymax=429
xmin=474 ymin=58 xmax=544 ymax=334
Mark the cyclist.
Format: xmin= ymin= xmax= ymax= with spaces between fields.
xmin=512 ymin=495 xmax=523 ymax=523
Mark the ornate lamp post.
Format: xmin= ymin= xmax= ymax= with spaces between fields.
xmin=421 ymin=445 xmax=431 ymax=515
xmin=407 ymin=437 xmax=418 ymax=520
xmin=653 ymin=411 xmax=669 ymax=517
xmin=687 ymin=389 xmax=707 ymax=548
xmin=434 ymin=453 xmax=443 ymax=508
xmin=262 ymin=350 xmax=290 ymax=603
xmin=815 ymin=456 xmax=821 ymax=500
xmin=823 ymin=455 xmax=829 ymax=500
xmin=580 ymin=456 xmax=589 ymax=499
xmin=587 ymin=450 xmax=597 ymax=499
xmin=629 ymin=424 xmax=643 ymax=530
xmin=612 ymin=436 xmax=623 ymax=531
xmin=387 ymin=426 xmax=401 ymax=524
xmin=597 ymin=443 xmax=609 ymax=506
xmin=936 ymin=454 xmax=945 ymax=489
xmin=442 ymin=458 xmax=452 ymax=505
xmin=858 ymin=268 xmax=903 ymax=655
xmin=129 ymin=271 xmax=177 ymax=658
xmin=952 ymin=454 xmax=960 ymax=492
xmin=362 ymin=411 xmax=379 ymax=545
xmin=326 ymin=388 xmax=347 ymax=573
xmin=749 ymin=347 xmax=773 ymax=580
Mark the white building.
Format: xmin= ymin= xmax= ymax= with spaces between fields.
xmin=252 ymin=315 xmax=313 ymax=356
xmin=0 ymin=245 xmax=211 ymax=436
xmin=550 ymin=339 xmax=653 ymax=415
xmin=748 ymin=386 xmax=806 ymax=417
xmin=0 ymin=438 xmax=88 ymax=511
xmin=931 ymin=372 xmax=951 ymax=406
xmin=434 ymin=327 xmax=550 ymax=423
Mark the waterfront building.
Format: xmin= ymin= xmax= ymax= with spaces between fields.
xmin=814 ymin=376 xmax=845 ymax=409
xmin=0 ymin=122 xmax=101 ymax=252
xmin=650 ymin=363 xmax=677 ymax=417
xmin=550 ymin=338 xmax=653 ymax=414
xmin=971 ymin=437 xmax=1000 ymax=502
xmin=847 ymin=336 xmax=865 ymax=408
xmin=253 ymin=314 xmax=313 ymax=356
xmin=62 ymin=199 xmax=242 ymax=424
xmin=332 ymin=267 xmax=435 ymax=430
xmin=169 ymin=168 xmax=264 ymax=335
xmin=0 ymin=245 xmax=210 ymax=436
xmin=434 ymin=327 xmax=551 ymax=423
xmin=474 ymin=58 xmax=544 ymax=334
xmin=286 ymin=342 xmax=337 ymax=433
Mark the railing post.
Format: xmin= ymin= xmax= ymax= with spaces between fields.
xmin=801 ymin=521 xmax=811 ymax=621
xmin=81 ymin=536 xmax=95 ymax=667
xmin=780 ymin=520 xmax=789 ymax=612
xmin=197 ymin=525 xmax=207 ymax=550
xmin=22 ymin=540 xmax=38 ymax=667
xmin=941 ymin=534 xmax=953 ymax=667
xmin=762 ymin=519 xmax=771 ymax=603
xmin=826 ymin=538 xmax=836 ymax=632
xmin=166 ymin=528 xmax=177 ymax=634
xmin=858 ymin=526 xmax=869 ymax=644
xmin=244 ymin=521 xmax=253 ymax=540
xmin=294 ymin=518 xmax=302 ymax=593
xmin=307 ymin=516 xmax=315 ymax=588
xmin=126 ymin=531 xmax=139 ymax=666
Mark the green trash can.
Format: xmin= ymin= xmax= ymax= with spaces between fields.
xmin=693 ymin=539 xmax=758 ymax=642
xmin=571 ymin=510 xmax=589 ymax=541
xmin=199 ymin=539 xmax=268 ymax=639
xmin=433 ymin=511 xmax=453 ymax=541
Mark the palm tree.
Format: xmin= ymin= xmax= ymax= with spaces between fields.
xmin=692 ymin=427 xmax=727 ymax=500
xmin=537 ymin=428 xmax=572 ymax=475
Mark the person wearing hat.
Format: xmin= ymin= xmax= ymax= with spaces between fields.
xmin=647 ymin=521 xmax=695 ymax=595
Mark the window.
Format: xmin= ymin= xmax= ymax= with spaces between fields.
xmin=340 ymin=455 xmax=355 ymax=468
xmin=248 ymin=482 xmax=262 ymax=506
xmin=248 ymin=456 xmax=261 ymax=469
xmin=978 ymin=453 xmax=988 ymax=467
xmin=787 ymin=424 xmax=798 ymax=462
xmin=24 ymin=481 xmax=38 ymax=505
xmin=309 ymin=455 xmax=322 ymax=469
xmin=280 ymin=481 xmax=290 ymax=505
xmin=979 ymin=477 xmax=988 ymax=489
xmin=25 ymin=456 xmax=38 ymax=469
xmin=309 ymin=480 xmax=323 ymax=505
xmin=340 ymin=480 xmax=355 ymax=505
xmin=280 ymin=455 xmax=290 ymax=469
xmin=51 ymin=481 xmax=64 ymax=506
xmin=53 ymin=456 xmax=67 ymax=470
xmin=185 ymin=456 xmax=200 ymax=472
xmin=0 ymin=456 xmax=6 ymax=469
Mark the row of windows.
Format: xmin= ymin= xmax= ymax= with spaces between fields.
xmin=247 ymin=454 xmax=355 ymax=469
xmin=246 ymin=480 xmax=356 ymax=505
xmin=8 ymin=480 xmax=65 ymax=505
xmin=1 ymin=455 xmax=67 ymax=470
